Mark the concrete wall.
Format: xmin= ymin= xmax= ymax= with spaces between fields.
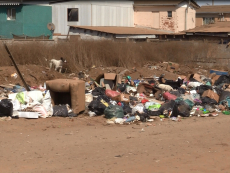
xmin=134 ymin=6 xmax=175 ymax=31
xmin=134 ymin=3 xmax=196 ymax=33
xmin=0 ymin=4 xmax=52 ymax=39
xmin=196 ymin=17 xmax=203 ymax=26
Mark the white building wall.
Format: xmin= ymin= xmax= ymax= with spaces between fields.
xmin=52 ymin=1 xmax=134 ymax=35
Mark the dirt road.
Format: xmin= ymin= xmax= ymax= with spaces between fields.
xmin=1 ymin=114 xmax=230 ymax=173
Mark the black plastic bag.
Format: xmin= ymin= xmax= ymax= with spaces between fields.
xmin=145 ymin=110 xmax=161 ymax=116
xmin=215 ymin=75 xmax=230 ymax=86
xmin=53 ymin=105 xmax=68 ymax=117
xmin=178 ymin=87 xmax=186 ymax=94
xmin=0 ymin=99 xmax=13 ymax=117
xmin=201 ymin=97 xmax=217 ymax=105
xmin=96 ymin=95 xmax=111 ymax=103
xmin=92 ymin=87 xmax=106 ymax=96
xmin=88 ymin=100 xmax=106 ymax=115
xmin=170 ymin=91 xmax=181 ymax=97
xmin=219 ymin=91 xmax=230 ymax=102
xmin=196 ymin=85 xmax=212 ymax=95
xmin=159 ymin=100 xmax=179 ymax=117
xmin=117 ymin=83 xmax=127 ymax=93
xmin=176 ymin=101 xmax=190 ymax=117
xmin=123 ymin=105 xmax=132 ymax=115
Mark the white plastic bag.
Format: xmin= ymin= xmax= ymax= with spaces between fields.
xmin=132 ymin=103 xmax=144 ymax=114
xmin=42 ymin=90 xmax=53 ymax=117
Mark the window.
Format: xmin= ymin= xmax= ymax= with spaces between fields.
xmin=203 ymin=17 xmax=214 ymax=25
xmin=7 ymin=8 xmax=16 ymax=20
xmin=168 ymin=11 xmax=172 ymax=18
xmin=67 ymin=8 xmax=78 ymax=21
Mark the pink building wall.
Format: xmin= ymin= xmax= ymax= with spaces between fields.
xmin=134 ymin=3 xmax=196 ymax=33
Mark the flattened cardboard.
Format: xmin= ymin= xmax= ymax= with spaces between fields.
xmin=202 ymin=90 xmax=219 ymax=102
xmin=211 ymin=75 xmax=220 ymax=85
xmin=112 ymin=94 xmax=130 ymax=102
xmin=166 ymin=62 xmax=179 ymax=72
xmin=187 ymin=73 xmax=202 ymax=82
xmin=104 ymin=73 xmax=116 ymax=80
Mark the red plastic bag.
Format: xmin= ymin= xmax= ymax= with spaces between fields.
xmin=106 ymin=89 xmax=120 ymax=98
xmin=141 ymin=99 xmax=149 ymax=104
xmin=163 ymin=92 xmax=177 ymax=100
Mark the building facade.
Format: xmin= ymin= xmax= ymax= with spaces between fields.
xmin=196 ymin=5 xmax=230 ymax=27
xmin=133 ymin=0 xmax=200 ymax=33
xmin=51 ymin=1 xmax=134 ymax=38
xmin=0 ymin=2 xmax=52 ymax=39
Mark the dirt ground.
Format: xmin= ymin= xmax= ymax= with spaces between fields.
xmin=1 ymin=115 xmax=230 ymax=173
xmin=0 ymin=64 xmax=228 ymax=173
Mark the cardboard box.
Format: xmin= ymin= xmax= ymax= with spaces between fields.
xmin=211 ymin=75 xmax=220 ymax=85
xmin=96 ymin=73 xmax=117 ymax=89
xmin=202 ymin=90 xmax=219 ymax=102
xmin=166 ymin=62 xmax=179 ymax=72
xmin=112 ymin=94 xmax=130 ymax=103
xmin=187 ymin=73 xmax=202 ymax=82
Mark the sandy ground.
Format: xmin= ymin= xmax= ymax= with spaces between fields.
xmin=1 ymin=114 xmax=230 ymax=173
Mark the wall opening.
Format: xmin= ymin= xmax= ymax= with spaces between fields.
xmin=67 ymin=8 xmax=79 ymax=21
xmin=7 ymin=8 xmax=16 ymax=20
xmin=167 ymin=11 xmax=172 ymax=18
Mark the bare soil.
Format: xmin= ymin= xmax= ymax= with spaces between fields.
xmin=1 ymin=114 xmax=230 ymax=173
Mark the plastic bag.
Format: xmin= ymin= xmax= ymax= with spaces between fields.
xmin=42 ymin=90 xmax=53 ymax=117
xmin=123 ymin=105 xmax=132 ymax=115
xmin=163 ymin=92 xmax=177 ymax=100
xmin=117 ymin=83 xmax=127 ymax=93
xmin=145 ymin=101 xmax=160 ymax=109
xmin=88 ymin=100 xmax=107 ymax=115
xmin=196 ymin=85 xmax=212 ymax=95
xmin=132 ymin=103 xmax=144 ymax=114
xmin=53 ymin=105 xmax=68 ymax=117
xmin=104 ymin=105 xmax=124 ymax=119
xmin=201 ymin=97 xmax=217 ymax=105
xmin=187 ymin=82 xmax=202 ymax=88
xmin=92 ymin=87 xmax=106 ymax=96
xmin=0 ymin=99 xmax=13 ymax=117
xmin=16 ymin=92 xmax=25 ymax=104
xmin=159 ymin=100 xmax=178 ymax=117
xmin=215 ymin=75 xmax=230 ymax=86
xmin=33 ymin=105 xmax=48 ymax=118
xmin=106 ymin=89 xmax=120 ymax=98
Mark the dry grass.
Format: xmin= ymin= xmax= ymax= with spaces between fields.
xmin=0 ymin=40 xmax=229 ymax=73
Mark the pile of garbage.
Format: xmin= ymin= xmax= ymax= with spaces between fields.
xmin=0 ymin=83 xmax=75 ymax=121
xmin=85 ymin=66 xmax=230 ymax=124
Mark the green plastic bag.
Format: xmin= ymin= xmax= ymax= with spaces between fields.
xmin=223 ymin=111 xmax=230 ymax=115
xmin=184 ymin=99 xmax=194 ymax=110
xmin=148 ymin=104 xmax=161 ymax=110
xmin=104 ymin=105 xmax=124 ymax=119
xmin=16 ymin=92 xmax=25 ymax=104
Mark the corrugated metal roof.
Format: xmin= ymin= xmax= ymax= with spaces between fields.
xmin=0 ymin=2 xmax=20 ymax=5
xmin=69 ymin=26 xmax=169 ymax=35
xmin=197 ymin=5 xmax=230 ymax=13
xmin=186 ymin=21 xmax=230 ymax=33
xmin=134 ymin=0 xmax=200 ymax=8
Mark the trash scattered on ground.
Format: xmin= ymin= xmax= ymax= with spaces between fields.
xmin=0 ymin=62 xmax=229 ymax=125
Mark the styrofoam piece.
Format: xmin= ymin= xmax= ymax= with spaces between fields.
xmin=18 ymin=112 xmax=39 ymax=119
